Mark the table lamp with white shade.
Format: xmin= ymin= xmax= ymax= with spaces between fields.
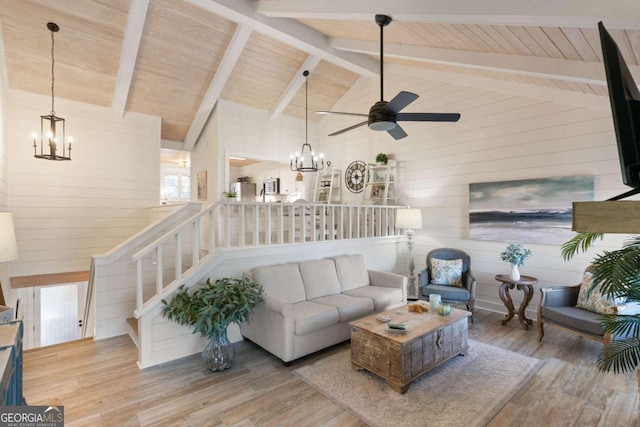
xmin=0 ymin=213 xmax=18 ymax=263
xmin=396 ymin=207 xmax=423 ymax=300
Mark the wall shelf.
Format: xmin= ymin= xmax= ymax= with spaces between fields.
xmin=313 ymin=168 xmax=341 ymax=204
xmin=363 ymin=161 xmax=396 ymax=205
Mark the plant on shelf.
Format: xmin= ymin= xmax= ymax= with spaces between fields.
xmin=500 ymin=243 xmax=532 ymax=281
xmin=161 ymin=277 xmax=265 ymax=372
xmin=222 ymin=190 xmax=237 ymax=199
xmin=375 ymin=153 xmax=388 ymax=165
xmin=562 ymin=232 xmax=640 ymax=377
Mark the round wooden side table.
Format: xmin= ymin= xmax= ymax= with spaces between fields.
xmin=495 ymin=274 xmax=538 ymax=330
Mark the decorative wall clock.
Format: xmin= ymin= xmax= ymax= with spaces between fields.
xmin=345 ymin=160 xmax=366 ymax=193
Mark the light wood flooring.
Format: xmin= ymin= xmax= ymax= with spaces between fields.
xmin=23 ymin=310 xmax=640 ymax=426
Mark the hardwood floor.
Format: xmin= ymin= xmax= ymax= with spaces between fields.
xmin=23 ymin=310 xmax=639 ymax=426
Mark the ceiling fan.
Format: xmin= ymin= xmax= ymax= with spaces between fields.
xmin=318 ymin=14 xmax=461 ymax=140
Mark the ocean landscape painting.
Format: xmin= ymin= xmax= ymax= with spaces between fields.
xmin=469 ymin=176 xmax=594 ymax=245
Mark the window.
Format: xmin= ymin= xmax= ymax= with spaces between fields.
xmin=161 ymin=164 xmax=190 ymax=202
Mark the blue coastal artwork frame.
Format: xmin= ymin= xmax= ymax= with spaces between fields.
xmin=469 ymin=176 xmax=594 ymax=245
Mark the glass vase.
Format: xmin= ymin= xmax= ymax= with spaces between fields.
xmin=201 ymin=327 xmax=235 ymax=372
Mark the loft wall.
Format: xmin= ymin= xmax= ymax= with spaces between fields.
xmin=0 ymin=31 xmax=10 ymax=308
xmin=6 ymin=89 xmax=162 ymax=278
xmin=318 ymin=71 xmax=632 ymax=317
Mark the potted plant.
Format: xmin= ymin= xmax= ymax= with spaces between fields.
xmin=161 ymin=277 xmax=265 ymax=372
xmin=500 ymin=243 xmax=532 ymax=281
xmin=562 ymin=233 xmax=640 ymax=381
xmin=375 ymin=153 xmax=388 ymax=165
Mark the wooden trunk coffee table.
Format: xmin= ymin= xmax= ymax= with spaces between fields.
xmin=349 ymin=306 xmax=470 ymax=394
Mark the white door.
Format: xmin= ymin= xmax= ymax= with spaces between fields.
xmin=35 ymin=281 xmax=88 ymax=347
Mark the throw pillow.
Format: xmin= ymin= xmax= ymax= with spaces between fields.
xmin=430 ymin=258 xmax=463 ymax=287
xmin=576 ymin=272 xmax=621 ymax=314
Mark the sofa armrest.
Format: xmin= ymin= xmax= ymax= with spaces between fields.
xmin=539 ymin=285 xmax=580 ymax=307
xmin=261 ymin=294 xmax=294 ymax=317
xmin=368 ymin=269 xmax=407 ymax=303
xmin=464 ymin=269 xmax=477 ymax=296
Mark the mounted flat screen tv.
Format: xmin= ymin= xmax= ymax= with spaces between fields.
xmin=598 ymin=22 xmax=640 ymax=200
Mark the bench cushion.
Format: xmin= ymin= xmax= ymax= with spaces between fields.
xmin=293 ymin=301 xmax=339 ymax=336
xmin=542 ymin=306 xmax=604 ymax=336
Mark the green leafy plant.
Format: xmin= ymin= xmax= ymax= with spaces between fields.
xmin=161 ymin=277 xmax=265 ymax=337
xmin=500 ymin=243 xmax=532 ymax=266
xmin=222 ymin=190 xmax=237 ymax=198
xmin=375 ymin=153 xmax=388 ymax=164
xmin=563 ymin=232 xmax=640 ymax=374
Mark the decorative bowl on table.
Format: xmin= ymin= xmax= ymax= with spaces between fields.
xmin=377 ymin=314 xmax=391 ymax=323
xmin=437 ymin=303 xmax=451 ymax=316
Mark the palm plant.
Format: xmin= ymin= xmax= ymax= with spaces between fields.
xmin=561 ymin=232 xmax=640 ymax=373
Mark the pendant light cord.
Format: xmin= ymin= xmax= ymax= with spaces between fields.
xmin=50 ymin=27 xmax=55 ymax=115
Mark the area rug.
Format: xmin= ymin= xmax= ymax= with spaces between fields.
xmin=294 ymin=339 xmax=544 ymax=427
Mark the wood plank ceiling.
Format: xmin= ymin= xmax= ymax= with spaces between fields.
xmin=1 ymin=0 xmax=638 ymax=146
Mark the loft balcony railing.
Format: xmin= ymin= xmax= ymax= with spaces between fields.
xmin=131 ymin=201 xmax=403 ymax=318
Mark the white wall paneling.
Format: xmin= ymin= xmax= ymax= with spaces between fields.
xmin=7 ymin=90 xmax=162 ymax=278
xmin=317 ymin=71 xmax=633 ymax=320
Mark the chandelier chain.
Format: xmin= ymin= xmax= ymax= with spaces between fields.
xmin=50 ymin=27 xmax=55 ymax=115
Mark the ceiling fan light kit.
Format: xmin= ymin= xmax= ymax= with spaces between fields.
xmin=321 ymin=15 xmax=461 ymax=140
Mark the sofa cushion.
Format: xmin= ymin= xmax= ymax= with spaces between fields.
xmin=430 ymin=258 xmax=463 ymax=286
xmin=542 ymin=305 xmax=604 ymax=336
xmin=343 ymin=286 xmax=403 ymax=311
xmin=334 ymin=254 xmax=370 ymax=292
xmin=311 ymin=294 xmax=373 ymax=322
xmin=299 ymin=259 xmax=341 ymax=299
xmin=252 ymin=263 xmax=306 ymax=303
xmin=293 ymin=301 xmax=339 ymax=336
xmin=422 ymin=284 xmax=471 ymax=302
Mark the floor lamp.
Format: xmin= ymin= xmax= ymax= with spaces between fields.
xmin=396 ymin=208 xmax=423 ymax=300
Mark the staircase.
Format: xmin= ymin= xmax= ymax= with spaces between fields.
xmin=91 ymin=200 xmax=404 ymax=368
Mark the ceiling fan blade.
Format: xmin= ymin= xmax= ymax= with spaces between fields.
xmin=328 ymin=121 xmax=368 ymax=136
xmin=316 ymin=110 xmax=368 ymax=117
xmin=384 ymin=91 xmax=419 ymax=114
xmin=397 ymin=112 xmax=461 ymax=122
xmin=387 ymin=124 xmax=408 ymax=140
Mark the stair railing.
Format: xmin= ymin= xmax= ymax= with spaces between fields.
xmin=132 ymin=201 xmax=402 ymax=318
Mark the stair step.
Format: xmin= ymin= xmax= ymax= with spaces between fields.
xmin=126 ymin=317 xmax=138 ymax=333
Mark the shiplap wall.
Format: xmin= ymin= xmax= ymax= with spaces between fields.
xmin=6 ymin=89 xmax=161 ymax=278
xmin=0 ymin=38 xmax=10 ymax=308
xmin=317 ymin=72 xmax=634 ymax=318
xmin=215 ymin=99 xmax=316 ymax=199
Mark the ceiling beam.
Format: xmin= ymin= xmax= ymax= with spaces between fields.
xmin=186 ymin=0 xmax=378 ymax=77
xmin=385 ymin=62 xmax=610 ymax=111
xmin=183 ymin=25 xmax=253 ymax=151
xmin=256 ymin=0 xmax=640 ymax=28
xmin=331 ymin=38 xmax=640 ymax=86
xmin=112 ymin=0 xmax=150 ymax=118
xmin=270 ymin=55 xmax=321 ymax=119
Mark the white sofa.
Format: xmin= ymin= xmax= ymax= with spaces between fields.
xmin=240 ymin=254 xmax=407 ymax=363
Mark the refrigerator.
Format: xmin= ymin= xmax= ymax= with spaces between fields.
xmin=230 ymin=182 xmax=256 ymax=202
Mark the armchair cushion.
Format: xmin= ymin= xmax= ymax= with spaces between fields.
xmin=421 ymin=283 xmax=471 ymax=302
xmin=430 ymin=258 xmax=463 ymax=286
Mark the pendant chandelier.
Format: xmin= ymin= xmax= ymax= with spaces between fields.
xmin=290 ymin=70 xmax=323 ymax=172
xmin=32 ymin=22 xmax=72 ymax=161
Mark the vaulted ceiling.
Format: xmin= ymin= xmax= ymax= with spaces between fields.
xmin=1 ymin=0 xmax=639 ymax=150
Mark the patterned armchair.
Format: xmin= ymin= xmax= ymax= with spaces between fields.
xmin=419 ymin=248 xmax=476 ymax=321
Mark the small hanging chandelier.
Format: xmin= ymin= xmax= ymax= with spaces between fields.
xmin=290 ymin=70 xmax=323 ymax=172
xmin=32 ymin=22 xmax=72 ymax=161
